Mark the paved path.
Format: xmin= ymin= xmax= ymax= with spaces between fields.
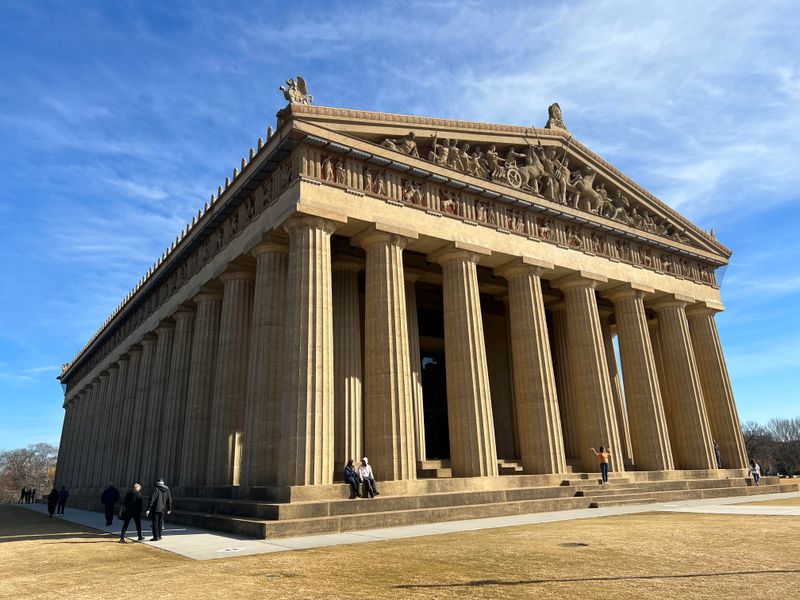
xmin=19 ymin=491 xmax=800 ymax=561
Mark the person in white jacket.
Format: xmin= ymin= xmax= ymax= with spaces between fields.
xmin=359 ymin=457 xmax=380 ymax=498
xmin=749 ymin=459 xmax=761 ymax=486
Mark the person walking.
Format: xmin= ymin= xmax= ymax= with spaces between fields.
xmin=145 ymin=479 xmax=172 ymax=541
xmin=18 ymin=487 xmax=26 ymax=504
xmin=31 ymin=489 xmax=37 ymax=504
xmin=591 ymin=446 xmax=611 ymax=485
xmin=46 ymin=488 xmax=59 ymax=517
xmin=119 ymin=483 xmax=145 ymax=543
xmin=749 ymin=459 xmax=761 ymax=486
xmin=344 ymin=459 xmax=361 ymax=499
xmin=358 ymin=457 xmax=379 ymax=498
xmin=100 ymin=483 xmax=120 ymax=526
xmin=56 ymin=486 xmax=69 ymax=515
xmin=713 ymin=440 xmax=722 ymax=469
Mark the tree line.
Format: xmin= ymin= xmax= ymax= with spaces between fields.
xmin=742 ymin=417 xmax=800 ymax=476
xmin=0 ymin=443 xmax=58 ymax=503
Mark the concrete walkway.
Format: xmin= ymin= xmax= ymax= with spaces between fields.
xmin=19 ymin=491 xmax=800 ymax=561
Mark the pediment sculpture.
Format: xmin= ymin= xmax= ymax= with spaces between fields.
xmin=280 ymin=76 xmax=313 ymax=105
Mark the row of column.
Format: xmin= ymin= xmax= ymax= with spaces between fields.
xmin=55 ymin=215 xmax=748 ymax=492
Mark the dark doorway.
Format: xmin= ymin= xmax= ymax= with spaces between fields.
xmin=421 ymin=351 xmax=450 ymax=459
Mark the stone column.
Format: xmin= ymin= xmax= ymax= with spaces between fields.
xmin=77 ymin=379 xmax=100 ymax=488
xmin=650 ymin=295 xmax=715 ymax=470
xmin=549 ymin=303 xmax=580 ymax=460
xmin=86 ymin=370 xmax=110 ymax=487
xmin=554 ymin=274 xmax=623 ymax=473
xmin=607 ymin=287 xmax=674 ymax=471
xmin=687 ymin=304 xmax=748 ymax=469
xmin=405 ymin=273 xmax=426 ymax=463
xmin=139 ymin=322 xmax=175 ymax=484
xmin=115 ymin=346 xmax=141 ymax=485
xmin=105 ymin=356 xmax=130 ymax=485
xmin=496 ymin=258 xmax=566 ymax=474
xmin=127 ymin=335 xmax=157 ymax=484
xmin=54 ymin=399 xmax=75 ymax=488
xmin=242 ymin=237 xmax=289 ymax=487
xmin=278 ymin=216 xmax=339 ymax=487
xmin=66 ymin=392 xmax=88 ymax=489
xmin=357 ymin=228 xmax=417 ymax=481
xmin=332 ymin=257 xmax=363 ymax=473
xmin=432 ymin=244 xmax=498 ymax=478
xmin=207 ymin=267 xmax=255 ymax=487
xmin=158 ymin=308 xmax=196 ymax=484
xmin=180 ymin=289 xmax=223 ymax=488
xmin=599 ymin=310 xmax=634 ymax=467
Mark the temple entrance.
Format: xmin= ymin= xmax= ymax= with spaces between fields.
xmin=421 ymin=351 xmax=450 ymax=459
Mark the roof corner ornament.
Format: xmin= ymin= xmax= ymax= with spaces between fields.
xmin=279 ymin=76 xmax=313 ymax=105
xmin=545 ymin=102 xmax=568 ymax=131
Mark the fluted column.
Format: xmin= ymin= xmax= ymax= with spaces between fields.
xmin=599 ymin=310 xmax=634 ymax=467
xmin=158 ymin=308 xmax=195 ymax=484
xmin=77 ymin=379 xmax=100 ymax=487
xmin=242 ymin=237 xmax=289 ymax=487
xmin=66 ymin=392 xmax=88 ymax=489
xmin=549 ymin=303 xmax=580 ymax=460
xmin=105 ymin=356 xmax=130 ymax=485
xmin=127 ymin=335 xmax=157 ymax=483
xmin=358 ymin=228 xmax=417 ymax=481
xmin=496 ymin=258 xmax=566 ymax=474
xmin=115 ymin=346 xmax=141 ymax=485
xmin=432 ymin=245 xmax=498 ymax=478
xmin=554 ymin=274 xmax=623 ymax=473
xmin=54 ymin=398 xmax=75 ymax=488
xmin=139 ymin=323 xmax=175 ymax=484
xmin=332 ymin=257 xmax=363 ymax=474
xmin=687 ymin=304 xmax=748 ymax=469
xmin=207 ymin=267 xmax=255 ymax=487
xmin=180 ymin=289 xmax=223 ymax=488
xmin=86 ymin=370 xmax=110 ymax=487
xmin=405 ymin=273 xmax=426 ymax=463
xmin=607 ymin=287 xmax=674 ymax=471
xmin=650 ymin=295 xmax=715 ymax=470
xmin=278 ymin=216 xmax=338 ymax=486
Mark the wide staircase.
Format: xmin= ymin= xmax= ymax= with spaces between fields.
xmin=169 ymin=467 xmax=800 ymax=540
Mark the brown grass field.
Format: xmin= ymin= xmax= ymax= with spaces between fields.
xmin=1 ymin=504 xmax=798 ymax=599
xmin=738 ymin=496 xmax=800 ymax=506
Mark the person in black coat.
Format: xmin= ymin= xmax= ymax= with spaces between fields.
xmin=344 ymin=459 xmax=361 ymax=499
xmin=46 ymin=488 xmax=59 ymax=517
xmin=57 ymin=486 xmax=69 ymax=515
xmin=119 ymin=483 xmax=144 ymax=543
xmin=145 ymin=479 xmax=172 ymax=541
xmin=100 ymin=483 xmax=120 ymax=526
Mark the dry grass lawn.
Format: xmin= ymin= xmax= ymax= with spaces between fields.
xmin=1 ymin=504 xmax=798 ymax=599
xmin=737 ymin=496 xmax=800 ymax=506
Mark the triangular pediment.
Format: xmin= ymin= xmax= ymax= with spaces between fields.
xmin=283 ymin=103 xmax=730 ymax=262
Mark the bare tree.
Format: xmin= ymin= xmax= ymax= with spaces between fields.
xmin=767 ymin=417 xmax=800 ymax=475
xmin=0 ymin=443 xmax=58 ymax=503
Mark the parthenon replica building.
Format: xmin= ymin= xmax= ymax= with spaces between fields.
xmin=56 ymin=79 xmax=775 ymax=537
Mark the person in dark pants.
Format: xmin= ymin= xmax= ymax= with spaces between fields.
xmin=57 ymin=486 xmax=69 ymax=515
xmin=18 ymin=487 xmax=26 ymax=504
xmin=713 ymin=440 xmax=722 ymax=469
xmin=344 ymin=459 xmax=361 ymax=499
xmin=358 ymin=457 xmax=379 ymax=498
xmin=100 ymin=483 xmax=120 ymax=526
xmin=145 ymin=479 xmax=172 ymax=541
xmin=31 ymin=489 xmax=37 ymax=504
xmin=591 ymin=446 xmax=611 ymax=485
xmin=46 ymin=488 xmax=59 ymax=517
xmin=119 ymin=483 xmax=144 ymax=543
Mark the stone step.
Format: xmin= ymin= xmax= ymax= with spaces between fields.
xmin=589 ymin=497 xmax=657 ymax=508
xmin=417 ymin=467 xmax=453 ymax=479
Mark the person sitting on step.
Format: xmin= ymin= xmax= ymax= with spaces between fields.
xmin=344 ymin=459 xmax=361 ymax=499
xmin=359 ymin=457 xmax=379 ymax=498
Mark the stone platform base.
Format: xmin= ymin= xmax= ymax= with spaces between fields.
xmin=60 ymin=470 xmax=799 ymax=540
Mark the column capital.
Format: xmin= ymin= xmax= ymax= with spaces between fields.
xmin=283 ymin=214 xmax=342 ymax=236
xmin=99 ymin=370 xmax=110 ymax=379
xmin=219 ymin=265 xmax=256 ymax=283
xmin=551 ymin=271 xmax=607 ymax=292
xmin=604 ymin=282 xmax=654 ymax=302
xmin=251 ymin=232 xmax=289 ymax=258
xmin=353 ymin=223 xmax=418 ymax=250
xmin=116 ymin=354 xmax=130 ymax=364
xmin=193 ymin=285 xmax=223 ymax=304
xmin=494 ymin=256 xmax=554 ymax=279
xmin=648 ymin=293 xmax=696 ymax=312
xmin=332 ymin=255 xmax=364 ymax=273
xmin=107 ymin=363 xmax=120 ymax=371
xmin=172 ymin=306 xmax=197 ymax=321
xmin=428 ymin=240 xmax=491 ymax=266
xmin=154 ymin=320 xmax=176 ymax=336
xmin=685 ymin=300 xmax=725 ymax=318
xmin=139 ymin=333 xmax=158 ymax=346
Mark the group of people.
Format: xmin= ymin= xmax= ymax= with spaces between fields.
xmin=45 ymin=486 xmax=69 ymax=516
xmin=17 ymin=487 xmax=37 ymax=503
xmin=99 ymin=479 xmax=173 ymax=543
xmin=343 ymin=457 xmax=380 ymax=499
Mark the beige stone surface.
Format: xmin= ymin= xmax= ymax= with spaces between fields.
xmin=359 ymin=228 xmax=417 ymax=481
xmin=434 ymin=246 xmax=498 ymax=478
xmin=332 ymin=258 xmax=363 ymax=472
xmin=497 ymin=259 xmax=566 ymax=474
xmin=242 ymin=239 xmax=289 ymax=487
xmin=114 ymin=345 xmax=141 ymax=485
xmin=549 ymin=304 xmax=580 ymax=461
xmin=140 ymin=323 xmax=175 ymax=484
xmin=600 ymin=310 xmax=634 ymax=466
xmin=687 ymin=306 xmax=748 ymax=469
xmin=127 ymin=336 xmax=157 ymax=484
xmin=608 ymin=287 xmax=674 ymax=471
xmin=278 ymin=215 xmax=339 ymax=486
xmin=404 ymin=274 xmax=426 ymax=463
xmin=105 ymin=355 xmax=130 ymax=485
xmin=180 ymin=290 xmax=222 ymax=487
xmin=650 ymin=297 xmax=716 ymax=470
xmin=483 ymin=310 xmax=516 ymax=460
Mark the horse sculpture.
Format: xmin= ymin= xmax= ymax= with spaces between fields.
xmin=515 ymin=146 xmax=548 ymax=194
xmin=568 ymin=168 xmax=603 ymax=214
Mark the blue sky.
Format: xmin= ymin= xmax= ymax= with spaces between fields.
xmin=1 ymin=1 xmax=798 ymax=450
